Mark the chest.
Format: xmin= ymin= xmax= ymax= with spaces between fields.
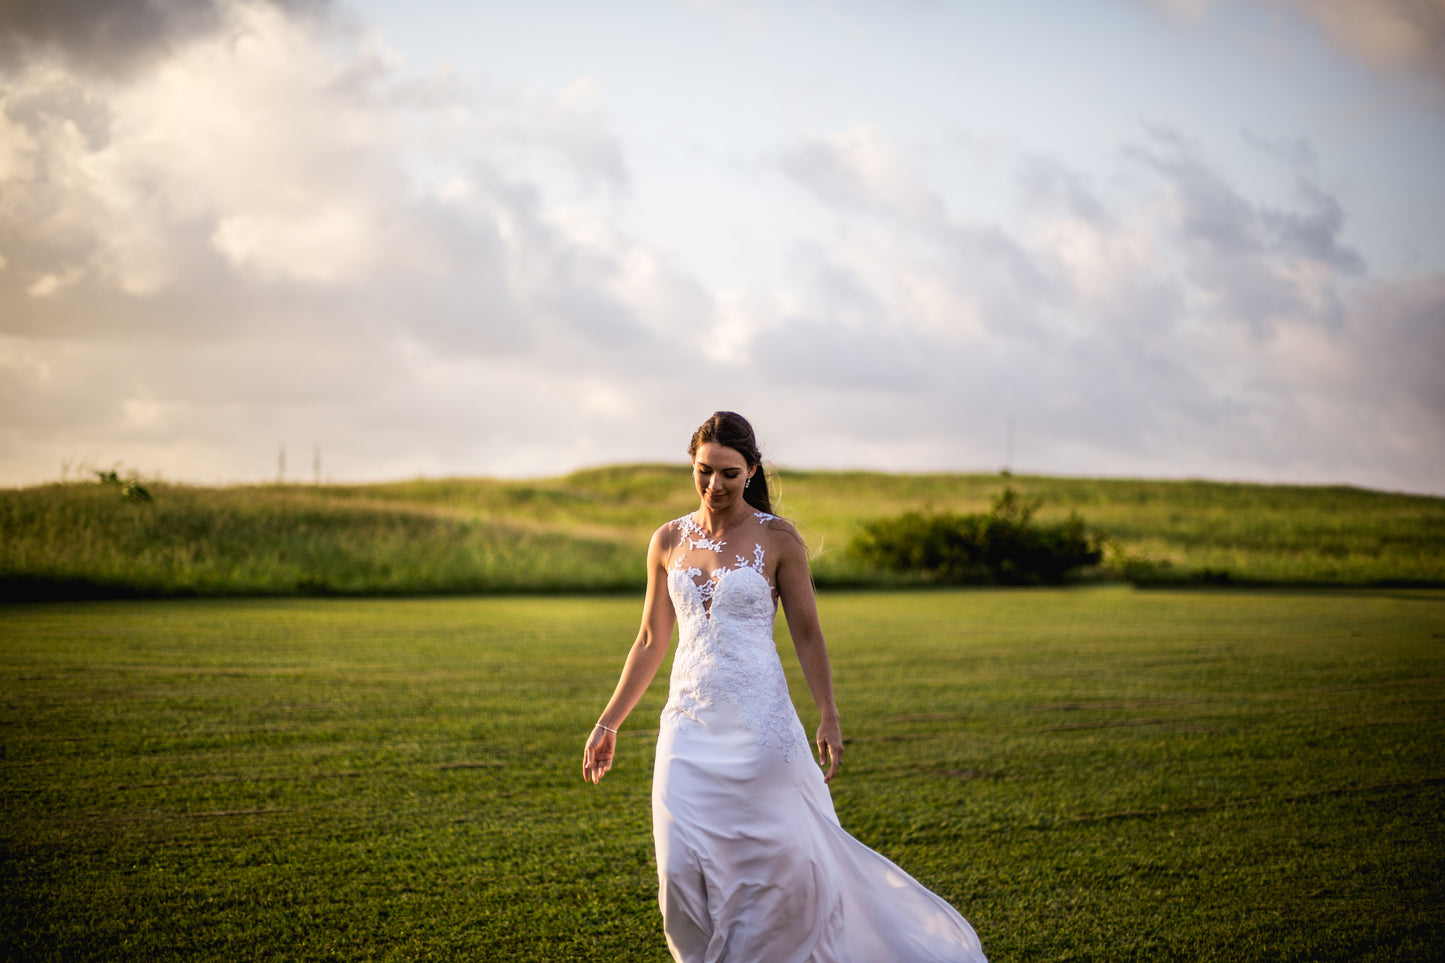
xmin=668 ymin=514 xmax=780 ymax=617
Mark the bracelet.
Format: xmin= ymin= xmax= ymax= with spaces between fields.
xmin=595 ymin=722 xmax=618 ymax=734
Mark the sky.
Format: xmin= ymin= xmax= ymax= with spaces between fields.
xmin=1 ymin=0 xmax=1442 ymax=494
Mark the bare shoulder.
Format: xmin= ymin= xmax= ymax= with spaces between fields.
xmin=651 ymin=518 xmax=683 ymax=553
xmin=757 ymin=514 xmax=807 ymax=559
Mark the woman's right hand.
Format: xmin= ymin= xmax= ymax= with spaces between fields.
xmin=583 ymin=726 xmax=616 ymax=784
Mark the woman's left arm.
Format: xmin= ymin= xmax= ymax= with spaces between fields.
xmin=774 ymin=524 xmax=843 ymax=783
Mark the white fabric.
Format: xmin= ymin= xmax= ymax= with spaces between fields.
xmin=653 ymin=512 xmax=988 ymax=963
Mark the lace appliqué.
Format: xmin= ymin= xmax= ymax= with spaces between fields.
xmin=671 ymin=514 xmax=770 ymax=612
xmin=735 ymin=543 xmax=765 ymax=574
xmin=676 ymin=514 xmax=727 ymax=553
xmin=663 ymin=512 xmax=805 ymax=761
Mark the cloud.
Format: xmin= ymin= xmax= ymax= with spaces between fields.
xmin=764 ymin=120 xmax=1441 ymax=491
xmin=1290 ymin=0 xmax=1445 ymax=88
xmin=778 ymin=125 xmax=946 ymax=223
xmin=1124 ymin=125 xmax=1364 ymax=335
xmin=0 ymin=0 xmax=330 ymax=78
xmin=1346 ymin=273 xmax=1445 ymax=435
xmin=1145 ymin=0 xmax=1445 ymax=95
xmin=1017 ymin=155 xmax=1114 ymax=229
xmin=0 ymin=0 xmax=712 ymax=484
xmin=0 ymin=1 xmax=637 ymax=335
xmin=0 ymin=1 xmax=1438 ymax=496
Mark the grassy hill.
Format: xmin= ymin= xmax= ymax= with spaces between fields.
xmin=2 ymin=466 xmax=1442 ymax=599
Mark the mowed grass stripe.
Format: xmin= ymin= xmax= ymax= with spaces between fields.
xmin=1 ymin=588 xmax=1441 ymax=961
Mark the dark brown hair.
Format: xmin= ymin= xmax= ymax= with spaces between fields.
xmin=688 ymin=411 xmax=773 ymax=515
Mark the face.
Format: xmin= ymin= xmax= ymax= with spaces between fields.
xmin=692 ymin=442 xmax=755 ymax=512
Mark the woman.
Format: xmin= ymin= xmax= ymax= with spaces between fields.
xmin=584 ymin=412 xmax=987 ymax=963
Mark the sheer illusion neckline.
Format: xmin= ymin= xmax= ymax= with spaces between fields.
xmin=672 ymin=511 xmax=776 ymax=616
xmin=680 ymin=510 xmax=755 ymax=546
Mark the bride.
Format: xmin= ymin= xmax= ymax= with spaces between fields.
xmin=584 ymin=412 xmax=987 ymax=962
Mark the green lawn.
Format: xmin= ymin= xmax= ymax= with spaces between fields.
xmin=2 ymin=588 xmax=1441 ymax=961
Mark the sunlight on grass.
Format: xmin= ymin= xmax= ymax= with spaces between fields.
xmin=3 ymin=469 xmax=1442 ymax=599
xmin=2 ymin=588 xmax=1441 ymax=961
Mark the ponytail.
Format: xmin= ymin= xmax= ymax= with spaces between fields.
xmin=744 ymin=465 xmax=774 ymax=516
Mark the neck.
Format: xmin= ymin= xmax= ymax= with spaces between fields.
xmin=695 ymin=501 xmax=752 ymax=535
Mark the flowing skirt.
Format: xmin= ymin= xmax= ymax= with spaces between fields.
xmin=652 ymin=698 xmax=987 ymax=963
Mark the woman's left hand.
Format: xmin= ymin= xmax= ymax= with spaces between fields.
xmin=815 ymin=716 xmax=843 ymax=783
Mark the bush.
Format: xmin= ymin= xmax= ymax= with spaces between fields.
xmin=849 ymin=488 xmax=1103 ymax=585
xmin=95 ymin=469 xmax=152 ymax=503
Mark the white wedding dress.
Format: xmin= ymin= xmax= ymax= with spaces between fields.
xmin=653 ymin=512 xmax=987 ymax=963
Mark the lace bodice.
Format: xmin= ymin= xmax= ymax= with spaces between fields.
xmin=663 ymin=512 xmax=806 ymax=759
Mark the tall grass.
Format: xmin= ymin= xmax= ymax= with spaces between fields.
xmin=770 ymin=471 xmax=1445 ymax=587
xmin=2 ymin=468 xmax=1441 ymax=599
xmin=0 ymin=482 xmax=642 ymax=599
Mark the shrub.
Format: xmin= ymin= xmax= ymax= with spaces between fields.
xmin=849 ymin=488 xmax=1103 ymax=585
xmin=95 ymin=469 xmax=152 ymax=503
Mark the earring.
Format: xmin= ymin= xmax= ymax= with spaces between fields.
xmin=745 ymin=477 xmax=752 ymax=488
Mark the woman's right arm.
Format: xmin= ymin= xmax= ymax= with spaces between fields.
xmin=583 ymin=525 xmax=677 ymax=784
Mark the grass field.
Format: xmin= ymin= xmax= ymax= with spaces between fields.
xmin=2 ymin=588 xmax=1441 ymax=961
xmin=4 ymin=467 xmax=1443 ymax=598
